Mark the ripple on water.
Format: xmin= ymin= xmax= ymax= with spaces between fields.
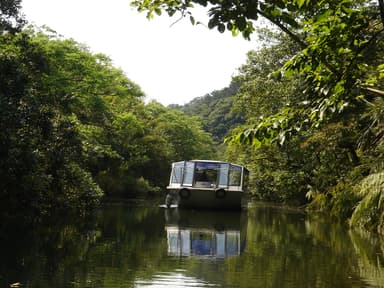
xmin=134 ymin=270 xmax=220 ymax=288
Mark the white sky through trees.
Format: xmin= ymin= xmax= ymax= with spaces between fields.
xmin=22 ymin=0 xmax=256 ymax=105
xmin=21 ymin=0 xmax=257 ymax=106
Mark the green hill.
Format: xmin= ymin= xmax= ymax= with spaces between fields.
xmin=169 ymin=81 xmax=245 ymax=144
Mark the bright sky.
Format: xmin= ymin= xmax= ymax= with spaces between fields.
xmin=21 ymin=0 xmax=257 ymax=106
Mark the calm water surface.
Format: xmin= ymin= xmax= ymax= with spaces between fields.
xmin=1 ymin=199 xmax=384 ymax=288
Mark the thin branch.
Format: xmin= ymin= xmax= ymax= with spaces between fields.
xmin=255 ymin=8 xmax=307 ymax=49
xmin=255 ymin=7 xmax=343 ymax=76
xmin=170 ymin=10 xmax=187 ymax=27
xmin=363 ymin=86 xmax=384 ymax=97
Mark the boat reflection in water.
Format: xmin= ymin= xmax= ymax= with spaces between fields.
xmin=166 ymin=227 xmax=242 ymax=258
xmin=164 ymin=209 xmax=247 ymax=258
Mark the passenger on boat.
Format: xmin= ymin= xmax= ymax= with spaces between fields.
xmin=195 ymin=171 xmax=211 ymax=188
xmin=198 ymin=171 xmax=209 ymax=182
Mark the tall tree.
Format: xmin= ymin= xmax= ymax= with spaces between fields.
xmin=0 ymin=0 xmax=25 ymax=32
xmin=0 ymin=29 xmax=104 ymax=218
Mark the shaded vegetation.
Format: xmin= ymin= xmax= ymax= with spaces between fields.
xmin=225 ymin=27 xmax=384 ymax=232
xmin=0 ymin=4 xmax=216 ymax=220
xmin=170 ymin=81 xmax=245 ymax=143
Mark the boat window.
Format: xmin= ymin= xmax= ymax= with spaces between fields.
xmin=183 ymin=161 xmax=195 ymax=186
xmin=195 ymin=162 xmax=219 ymax=187
xmin=191 ymin=231 xmax=214 ymax=255
xmin=171 ymin=162 xmax=184 ymax=184
xmin=226 ymin=231 xmax=240 ymax=255
xmin=167 ymin=228 xmax=191 ymax=256
xmin=194 ymin=169 xmax=210 ymax=188
xmin=216 ymin=232 xmax=226 ymax=258
xmin=229 ymin=165 xmax=242 ymax=186
xmin=218 ymin=163 xmax=229 ymax=187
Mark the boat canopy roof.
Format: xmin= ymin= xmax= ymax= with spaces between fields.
xmin=168 ymin=160 xmax=249 ymax=190
xmin=173 ymin=160 xmax=248 ymax=170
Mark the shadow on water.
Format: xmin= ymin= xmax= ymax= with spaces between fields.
xmin=1 ymin=199 xmax=384 ymax=287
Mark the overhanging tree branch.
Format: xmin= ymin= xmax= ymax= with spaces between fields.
xmin=255 ymin=8 xmax=307 ymax=50
xmin=363 ymin=87 xmax=384 ymax=97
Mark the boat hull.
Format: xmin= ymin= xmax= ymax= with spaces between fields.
xmin=167 ymin=188 xmax=246 ymax=210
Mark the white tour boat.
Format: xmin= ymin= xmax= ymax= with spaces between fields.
xmin=165 ymin=160 xmax=249 ymax=210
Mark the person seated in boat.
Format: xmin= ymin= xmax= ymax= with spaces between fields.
xmin=199 ymin=171 xmax=209 ymax=181
xmin=195 ymin=171 xmax=211 ymax=187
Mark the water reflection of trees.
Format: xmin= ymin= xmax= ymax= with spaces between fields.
xmin=0 ymin=204 xmax=167 ymax=288
xmin=349 ymin=229 xmax=384 ymax=287
xmin=2 ymin=203 xmax=384 ymax=288
xmin=0 ymin=214 xmax=100 ymax=288
xmin=225 ymin=205 xmax=384 ymax=288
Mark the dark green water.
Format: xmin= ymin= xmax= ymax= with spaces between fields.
xmin=1 ymin=200 xmax=384 ymax=288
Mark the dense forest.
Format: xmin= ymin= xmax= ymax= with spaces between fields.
xmin=170 ymin=81 xmax=245 ymax=144
xmin=1 ymin=0 xmax=384 ymax=235
xmin=0 ymin=1 xmax=216 ymax=220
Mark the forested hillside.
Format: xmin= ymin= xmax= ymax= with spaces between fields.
xmin=170 ymin=81 xmax=245 ymax=143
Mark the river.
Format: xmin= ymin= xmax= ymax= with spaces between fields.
xmin=1 ymin=199 xmax=384 ymax=288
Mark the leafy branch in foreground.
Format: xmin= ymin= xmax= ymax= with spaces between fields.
xmin=132 ymin=0 xmax=384 ymax=146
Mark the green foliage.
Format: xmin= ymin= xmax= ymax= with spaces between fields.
xmin=133 ymin=0 xmax=383 ymax=147
xmin=300 ymin=122 xmax=360 ymax=191
xmin=224 ymin=31 xmax=306 ymax=148
xmin=226 ymin=125 xmax=308 ymax=204
xmin=0 ymin=0 xmax=25 ymax=32
xmin=233 ymin=31 xmax=303 ymax=118
xmin=220 ymin=27 xmax=379 ymax=230
xmin=225 ymin=1 xmax=383 ymax=146
xmin=172 ymin=81 xmax=245 ymax=144
xmin=0 ymin=25 xmax=217 ymax=219
xmin=351 ymin=172 xmax=384 ymax=232
xmin=0 ymin=29 xmax=105 ymax=218
xmin=306 ymin=181 xmax=360 ymax=221
xmin=329 ymin=182 xmax=360 ymax=221
xmin=131 ymin=0 xmax=304 ymax=40
xmin=134 ymin=0 xmax=384 ymax=232
xmin=144 ymin=101 xmax=216 ymax=161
